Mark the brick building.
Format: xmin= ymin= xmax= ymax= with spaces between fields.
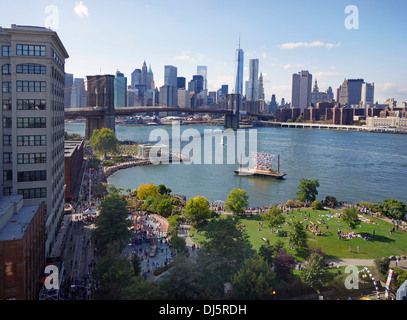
xmin=276 ymin=107 xmax=301 ymax=122
xmin=64 ymin=140 xmax=85 ymax=202
xmin=0 ymin=195 xmax=46 ymax=300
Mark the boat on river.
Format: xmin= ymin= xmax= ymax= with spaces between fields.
xmin=234 ymin=153 xmax=286 ymax=179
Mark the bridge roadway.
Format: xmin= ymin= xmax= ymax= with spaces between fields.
xmin=64 ymin=106 xmax=273 ymax=120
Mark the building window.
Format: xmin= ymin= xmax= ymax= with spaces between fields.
xmin=17 ymin=99 xmax=46 ymax=110
xmin=16 ymin=44 xmax=46 ymax=57
xmin=17 ymin=135 xmax=46 ymax=146
xmin=17 ymin=153 xmax=46 ymax=164
xmin=16 ymin=64 xmax=46 ymax=74
xmin=17 ymin=117 xmax=46 ymax=128
xmin=3 ymin=135 xmax=12 ymax=146
xmin=16 ymin=81 xmax=46 ymax=92
xmin=2 ymin=99 xmax=12 ymax=110
xmin=17 ymin=187 xmax=46 ymax=199
xmin=2 ymin=82 xmax=11 ymax=93
xmin=2 ymin=46 xmax=11 ymax=57
xmin=3 ymin=170 xmax=12 ymax=181
xmin=3 ymin=153 xmax=12 ymax=163
xmin=2 ymin=117 xmax=12 ymax=128
xmin=3 ymin=187 xmax=12 ymax=196
xmin=2 ymin=64 xmax=11 ymax=75
xmin=17 ymin=170 xmax=46 ymax=182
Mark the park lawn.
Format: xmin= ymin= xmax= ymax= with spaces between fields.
xmin=190 ymin=208 xmax=407 ymax=261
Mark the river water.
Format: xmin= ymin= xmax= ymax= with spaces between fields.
xmin=65 ymin=122 xmax=407 ymax=207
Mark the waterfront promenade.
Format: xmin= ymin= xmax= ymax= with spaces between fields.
xmin=256 ymin=121 xmax=407 ymax=134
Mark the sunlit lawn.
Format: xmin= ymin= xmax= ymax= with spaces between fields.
xmin=190 ymin=208 xmax=407 ymax=261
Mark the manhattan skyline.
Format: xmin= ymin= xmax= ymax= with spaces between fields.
xmin=1 ymin=0 xmax=406 ymax=104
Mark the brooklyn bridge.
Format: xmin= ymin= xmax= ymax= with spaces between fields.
xmin=64 ymin=104 xmax=274 ymax=139
xmin=64 ymin=75 xmax=274 ymax=139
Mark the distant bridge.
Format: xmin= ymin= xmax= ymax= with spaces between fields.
xmin=64 ymin=105 xmax=274 ymax=139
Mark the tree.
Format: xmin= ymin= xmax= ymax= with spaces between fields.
xmin=288 ymin=220 xmax=309 ymax=254
xmin=301 ymin=253 xmax=328 ymax=293
xmin=89 ymin=128 xmax=119 ymax=158
xmin=92 ymin=182 xmax=108 ymax=199
xmin=202 ymin=215 xmax=254 ymax=279
xmin=157 ymin=184 xmax=172 ymax=195
xmin=325 ymin=195 xmax=338 ymax=206
xmin=94 ymin=244 xmax=135 ymax=299
xmin=122 ymin=276 xmax=164 ymax=300
xmin=264 ymin=206 xmax=285 ymax=230
xmin=160 ymin=256 xmax=205 ymax=300
xmin=224 ymin=188 xmax=248 ymax=215
xmin=65 ymin=131 xmax=83 ymax=140
xmin=376 ymin=199 xmax=407 ymax=220
xmin=171 ymin=235 xmax=186 ymax=253
xmin=342 ymin=207 xmax=359 ymax=232
xmin=167 ymin=214 xmax=181 ymax=236
xmin=258 ymin=242 xmax=275 ymax=266
xmin=296 ymin=178 xmax=320 ymax=203
xmin=231 ymin=255 xmax=276 ymax=300
xmin=273 ymin=249 xmax=297 ymax=280
xmin=91 ymin=193 xmax=131 ymax=254
xmin=137 ymin=183 xmax=158 ymax=200
xmin=183 ymin=196 xmax=211 ymax=227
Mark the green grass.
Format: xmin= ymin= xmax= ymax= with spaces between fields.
xmin=190 ymin=208 xmax=407 ymax=261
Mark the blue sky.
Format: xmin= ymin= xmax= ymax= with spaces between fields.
xmin=1 ymin=0 xmax=406 ymax=104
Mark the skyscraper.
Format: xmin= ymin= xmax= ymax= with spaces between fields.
xmin=114 ymin=70 xmax=127 ymax=107
xmin=292 ymin=70 xmax=312 ymax=112
xmin=337 ymin=79 xmax=364 ymax=106
xmin=71 ymin=78 xmax=87 ymax=108
xmin=64 ymin=73 xmax=73 ymax=108
xmin=192 ymin=75 xmax=204 ymax=94
xmin=0 ymin=24 xmax=69 ymax=256
xmin=177 ymin=77 xmax=186 ymax=89
xmin=258 ymin=72 xmax=265 ymax=100
xmin=197 ymin=66 xmax=207 ymax=91
xmin=164 ymin=65 xmax=177 ymax=87
xmin=234 ymin=44 xmax=244 ymax=95
xmin=247 ymin=59 xmax=259 ymax=101
xmin=361 ymin=82 xmax=374 ymax=105
xmin=131 ymin=68 xmax=141 ymax=88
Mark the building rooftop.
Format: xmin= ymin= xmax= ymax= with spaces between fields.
xmin=64 ymin=140 xmax=84 ymax=158
xmin=0 ymin=196 xmax=40 ymax=241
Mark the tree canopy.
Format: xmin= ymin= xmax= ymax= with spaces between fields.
xmin=137 ymin=183 xmax=158 ymax=200
xmin=224 ymin=188 xmax=248 ymax=215
xmin=91 ymin=193 xmax=131 ymax=253
xmin=231 ymin=255 xmax=276 ymax=300
xmin=89 ymin=128 xmax=120 ymax=157
xmin=342 ymin=207 xmax=359 ymax=231
xmin=183 ymin=195 xmax=211 ymax=227
xmin=288 ymin=220 xmax=309 ymax=254
xmin=296 ymin=178 xmax=320 ymax=203
xmin=264 ymin=206 xmax=286 ymax=230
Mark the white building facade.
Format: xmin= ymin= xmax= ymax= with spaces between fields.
xmin=0 ymin=25 xmax=69 ymax=256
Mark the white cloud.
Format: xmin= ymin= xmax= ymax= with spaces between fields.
xmin=279 ymin=41 xmax=341 ymax=50
xmin=74 ymin=1 xmax=89 ymax=18
xmin=281 ymin=63 xmax=303 ymax=70
xmin=174 ymin=55 xmax=194 ymax=63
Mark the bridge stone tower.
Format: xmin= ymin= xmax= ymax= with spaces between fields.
xmin=223 ymin=94 xmax=240 ymax=129
xmin=85 ymin=75 xmax=115 ymax=140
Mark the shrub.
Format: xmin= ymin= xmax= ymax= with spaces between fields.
xmin=312 ymin=201 xmax=323 ymax=210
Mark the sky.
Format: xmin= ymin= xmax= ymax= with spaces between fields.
xmin=1 ymin=0 xmax=407 ymax=104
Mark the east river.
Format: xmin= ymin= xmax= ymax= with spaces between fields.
xmin=65 ymin=122 xmax=407 ymax=207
